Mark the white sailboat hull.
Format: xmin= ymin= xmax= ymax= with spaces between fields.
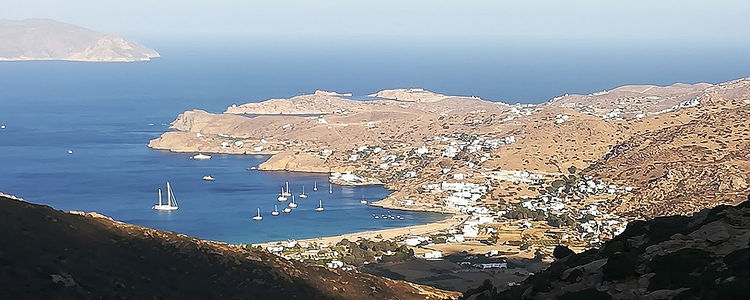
xmin=153 ymin=182 xmax=179 ymax=211
xmin=152 ymin=205 xmax=178 ymax=211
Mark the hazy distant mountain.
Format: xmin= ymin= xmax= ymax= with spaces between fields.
xmin=0 ymin=19 xmax=159 ymax=62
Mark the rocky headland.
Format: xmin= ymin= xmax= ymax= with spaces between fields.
xmin=0 ymin=19 xmax=159 ymax=62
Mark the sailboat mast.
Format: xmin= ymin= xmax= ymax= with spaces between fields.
xmin=166 ymin=182 xmax=171 ymax=206
xmin=257 ymin=207 xmax=261 ymax=216
xmin=286 ymin=181 xmax=289 ymax=193
xmin=158 ymin=188 xmax=163 ymax=206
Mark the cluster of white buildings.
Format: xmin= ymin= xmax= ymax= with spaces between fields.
xmin=491 ymin=170 xmax=545 ymax=184
xmin=573 ymin=176 xmax=633 ymax=195
xmin=329 ymin=171 xmax=366 ymax=184
xmin=420 ymin=181 xmax=489 ymax=211
xmin=555 ymin=114 xmax=570 ymax=124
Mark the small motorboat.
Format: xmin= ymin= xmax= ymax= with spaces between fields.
xmin=372 ymin=213 xmax=379 ymax=219
xmin=67 ymin=150 xmax=73 ymax=155
xmin=0 ymin=124 xmax=5 ymax=129
xmin=192 ymin=153 xmax=211 ymax=160
xmin=252 ymin=208 xmax=263 ymax=221
xmin=202 ymin=175 xmax=215 ymax=181
xmin=397 ymin=215 xmax=404 ymax=220
xmin=283 ymin=207 xmax=292 ymax=213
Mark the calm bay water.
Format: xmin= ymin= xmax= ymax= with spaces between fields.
xmin=1 ymin=38 xmax=749 ymax=243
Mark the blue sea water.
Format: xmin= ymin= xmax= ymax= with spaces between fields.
xmin=1 ymin=37 xmax=749 ymax=244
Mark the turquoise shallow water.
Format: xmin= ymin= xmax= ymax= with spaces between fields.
xmin=1 ymin=38 xmax=748 ymax=243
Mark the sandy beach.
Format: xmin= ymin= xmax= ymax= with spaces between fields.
xmin=256 ymin=213 xmax=467 ymax=248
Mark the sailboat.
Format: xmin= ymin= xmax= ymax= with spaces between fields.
xmin=152 ymin=182 xmax=179 ymax=211
xmin=252 ymin=208 xmax=263 ymax=221
xmin=282 ymin=181 xmax=292 ymax=197
xmin=360 ymin=194 xmax=367 ymax=204
xmin=272 ymin=205 xmax=280 ymax=216
xmin=313 ymin=181 xmax=318 ymax=191
xmin=277 ymin=187 xmax=288 ymax=201
xmin=315 ymin=199 xmax=325 ymax=212
xmin=328 ymin=183 xmax=333 ymax=194
xmin=288 ymin=195 xmax=298 ymax=208
xmin=299 ymin=186 xmax=308 ymax=199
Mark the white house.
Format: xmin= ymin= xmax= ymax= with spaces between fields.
xmin=424 ymin=251 xmax=443 ymax=259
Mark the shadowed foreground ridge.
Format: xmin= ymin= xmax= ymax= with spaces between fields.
xmin=0 ymin=196 xmax=458 ymax=299
xmin=462 ymin=194 xmax=750 ymax=300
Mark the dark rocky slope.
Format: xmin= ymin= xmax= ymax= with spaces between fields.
xmin=462 ymin=194 xmax=750 ymax=300
xmin=0 ymin=196 xmax=457 ymax=299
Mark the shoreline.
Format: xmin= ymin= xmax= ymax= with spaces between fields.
xmin=151 ymin=147 xmax=463 ymax=245
xmin=255 ymin=213 xmax=467 ymax=248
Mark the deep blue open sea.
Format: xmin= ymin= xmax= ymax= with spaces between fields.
xmin=1 ymin=37 xmax=748 ymax=243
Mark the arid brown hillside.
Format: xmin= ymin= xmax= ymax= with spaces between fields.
xmin=587 ymin=81 xmax=750 ymax=218
xmin=0 ymin=196 xmax=458 ymax=300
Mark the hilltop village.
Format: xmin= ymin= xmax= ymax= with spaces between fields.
xmin=149 ymin=79 xmax=750 ymax=290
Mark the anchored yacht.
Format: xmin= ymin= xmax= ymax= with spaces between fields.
xmin=252 ymin=208 xmax=263 ymax=221
xmin=152 ymin=182 xmax=179 ymax=211
xmin=192 ymin=153 xmax=211 ymax=160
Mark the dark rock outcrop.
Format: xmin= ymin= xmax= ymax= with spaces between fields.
xmin=0 ymin=196 xmax=457 ymax=299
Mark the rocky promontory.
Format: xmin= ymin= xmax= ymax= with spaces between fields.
xmin=368 ymin=88 xmax=451 ymax=102
xmin=0 ymin=19 xmax=159 ymax=62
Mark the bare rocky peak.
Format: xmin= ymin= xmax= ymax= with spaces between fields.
xmin=0 ymin=18 xmax=159 ymax=62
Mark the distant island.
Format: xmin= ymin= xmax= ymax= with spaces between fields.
xmin=0 ymin=19 xmax=159 ymax=62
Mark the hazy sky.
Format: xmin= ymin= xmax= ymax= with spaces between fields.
xmin=4 ymin=0 xmax=750 ymax=40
